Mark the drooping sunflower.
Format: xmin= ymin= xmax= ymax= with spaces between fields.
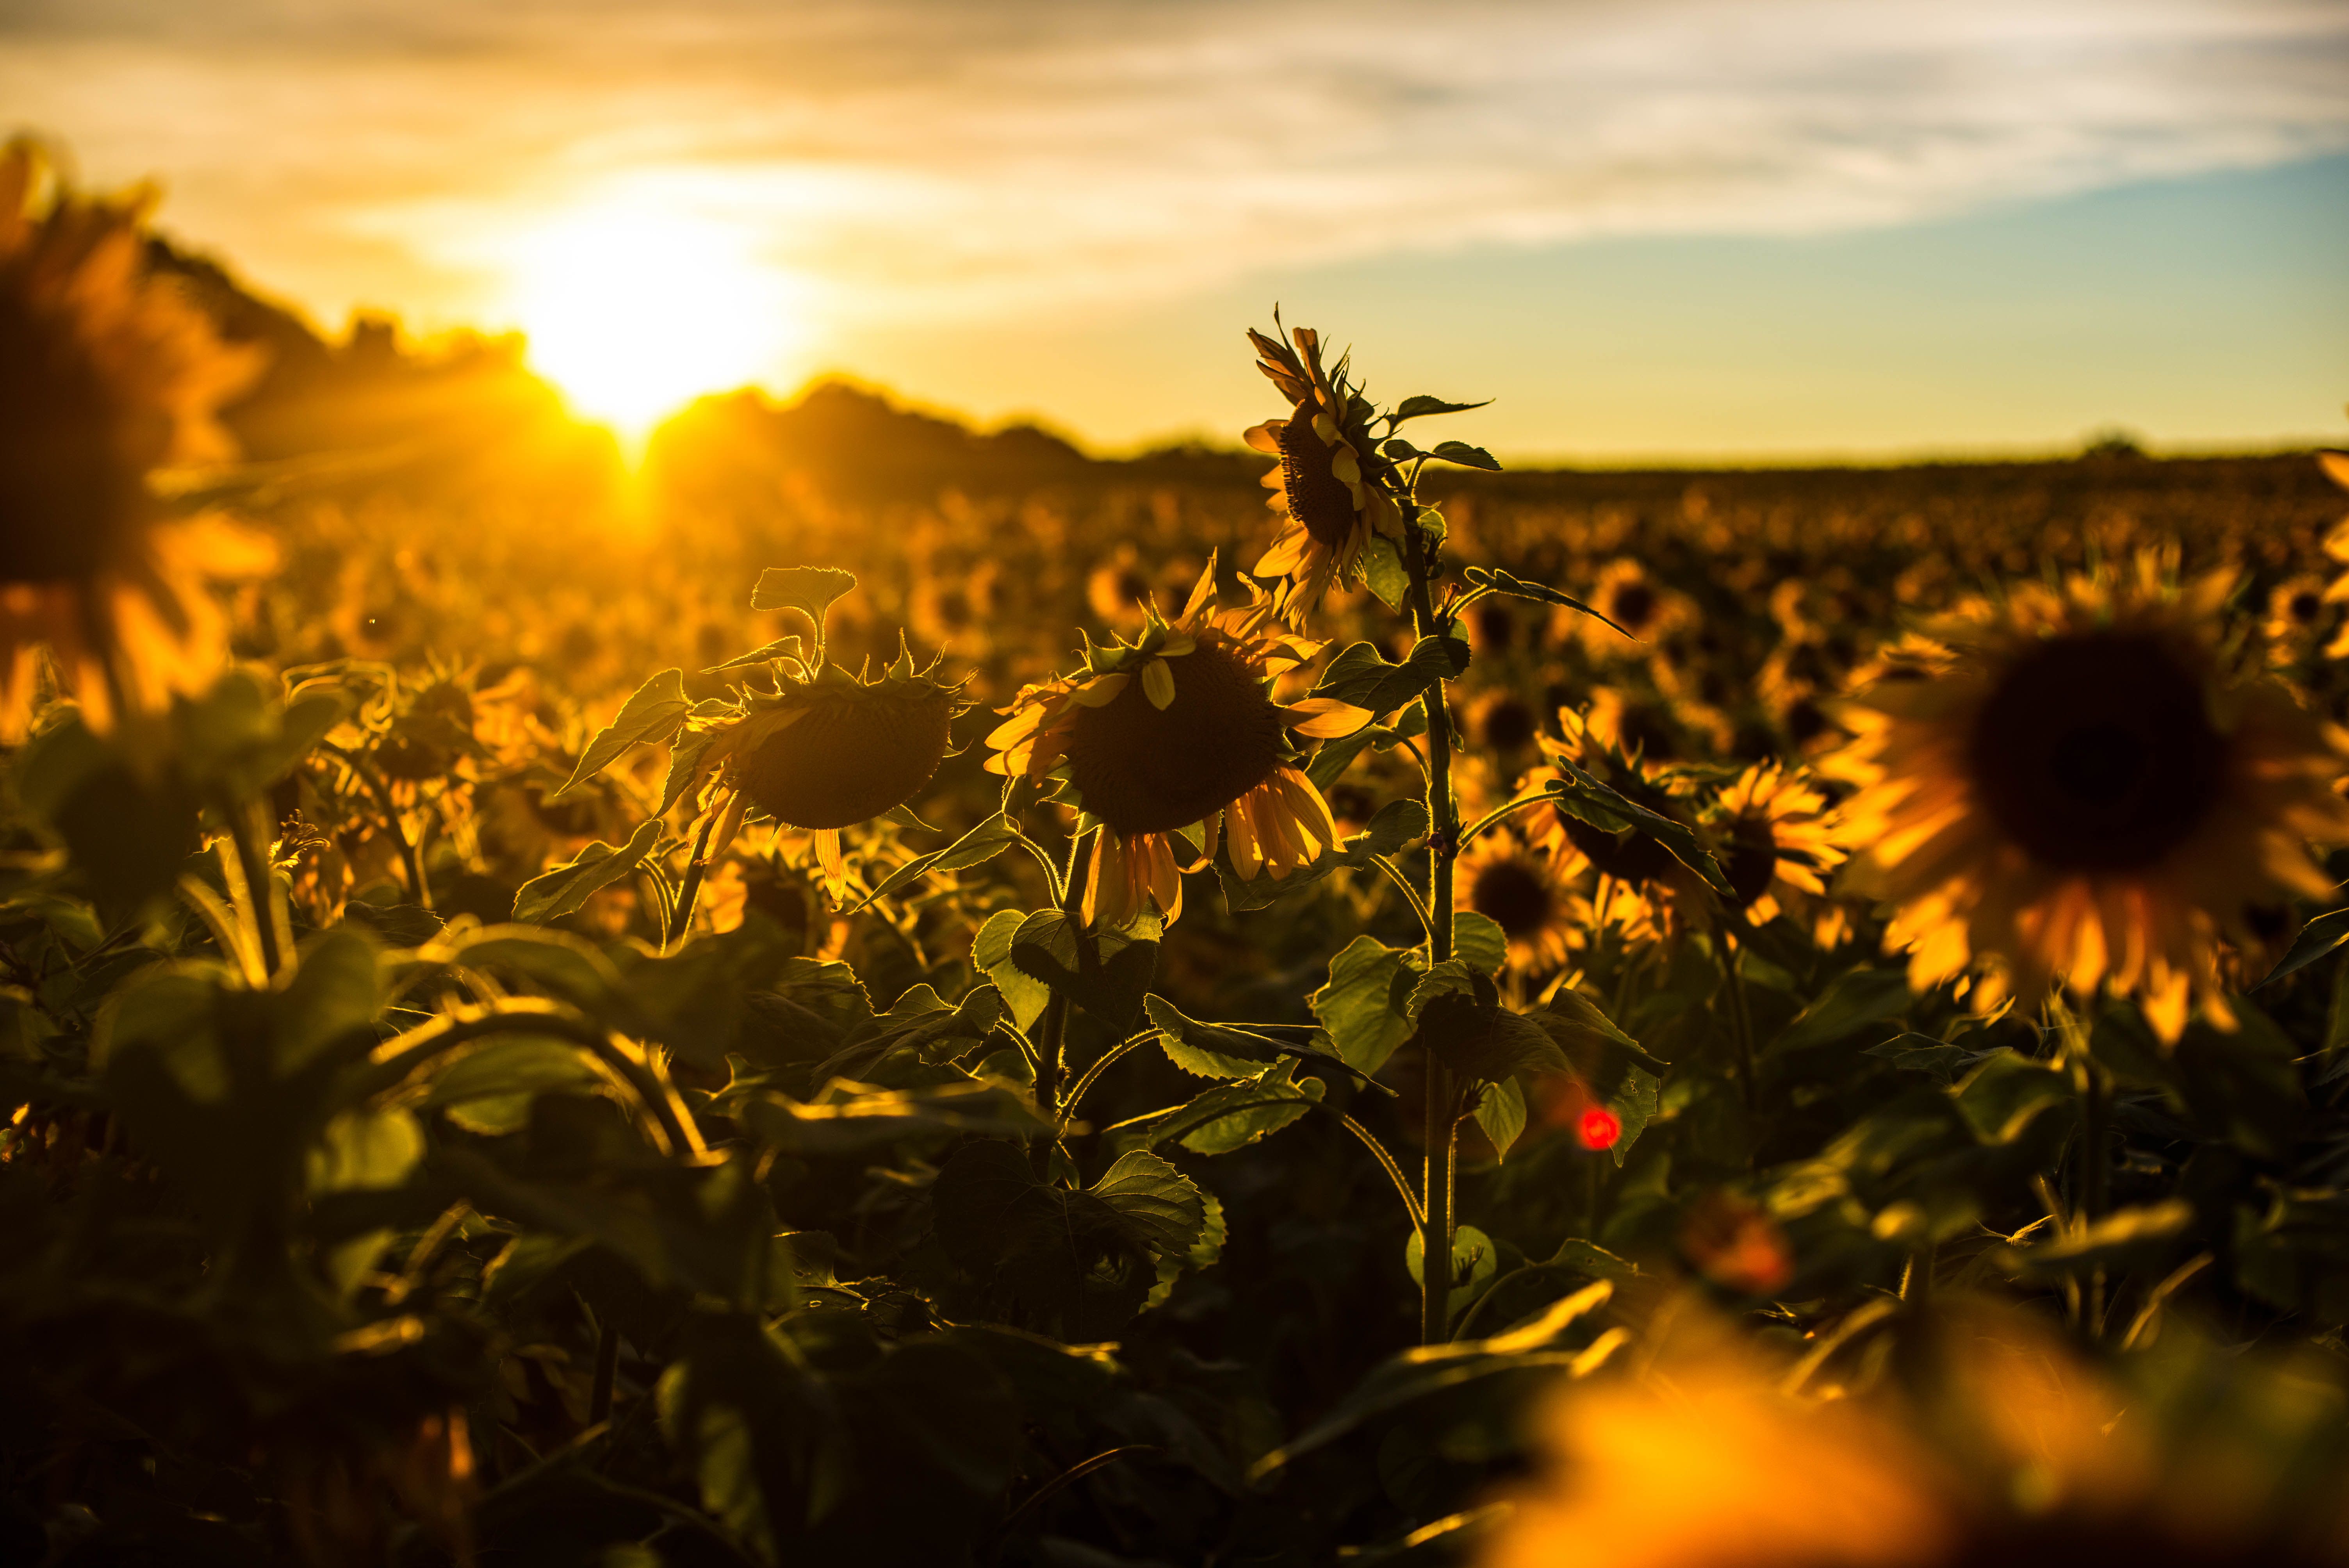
xmin=0 ymin=139 xmax=269 ymax=736
xmin=1829 ymin=563 xmax=2349 ymax=1039
xmin=1711 ymin=761 xmax=1848 ymax=943
xmin=679 ymin=640 xmax=969 ymax=896
xmin=1526 ymin=712 xmax=1710 ymax=941
xmin=985 ymin=562 xmax=1367 ymax=927
xmin=1242 ymin=323 xmax=1404 ymax=625
xmin=1455 ymin=831 xmax=1578 ymax=971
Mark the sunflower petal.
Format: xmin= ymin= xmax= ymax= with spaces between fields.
xmin=1284 ymin=697 xmax=1373 ymax=739
xmin=1142 ymin=658 xmax=1178 ymax=710
xmin=1071 ymin=672 xmax=1132 ymax=708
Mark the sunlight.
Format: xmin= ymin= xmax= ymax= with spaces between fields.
xmin=495 ymin=190 xmax=809 ymax=442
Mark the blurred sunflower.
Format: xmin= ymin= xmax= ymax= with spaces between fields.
xmin=1570 ymin=558 xmax=1688 ymax=657
xmin=985 ymin=562 xmax=1367 ymax=926
xmin=2264 ymin=574 xmax=2331 ymax=667
xmin=0 ymin=139 xmax=269 ymax=736
xmin=1243 ymin=323 xmax=1404 ymax=624
xmin=677 ymin=640 xmax=969 ymax=895
xmin=1456 ymin=832 xmax=1576 ymax=971
xmin=1526 ymin=715 xmax=1708 ymax=941
xmin=1712 ymin=761 xmax=1847 ymax=942
xmin=1830 ymin=564 xmax=2349 ymax=1039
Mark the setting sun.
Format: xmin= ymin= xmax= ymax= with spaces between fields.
xmin=495 ymin=191 xmax=809 ymax=440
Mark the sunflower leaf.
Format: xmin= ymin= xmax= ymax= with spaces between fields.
xmin=1463 ymin=567 xmax=1634 ymax=640
xmin=702 ymin=636 xmax=805 ymax=674
xmin=1541 ymin=762 xmax=1731 ymax=894
xmin=1144 ymin=994 xmax=1361 ymax=1084
xmin=549 ymin=668 xmax=691 ymax=801
xmin=2258 ymin=905 xmax=2349 ymax=987
xmin=1392 ymin=394 xmax=1494 ymax=424
xmin=838 ymin=813 xmax=1018 ymax=915
xmin=1428 ymin=440 xmax=1502 ymax=472
xmin=1471 ymin=1077 xmax=1527 ymax=1162
xmin=512 ymin=817 xmax=666 ymax=924
xmin=1362 ymin=534 xmax=1411 ymax=608
xmin=751 ymin=566 xmax=858 ymax=640
xmin=1308 ymin=637 xmax=1470 ymax=718
xmin=1310 ymin=936 xmax=1424 ymax=1075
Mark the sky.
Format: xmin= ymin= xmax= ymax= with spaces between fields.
xmin=3 ymin=0 xmax=2345 ymax=460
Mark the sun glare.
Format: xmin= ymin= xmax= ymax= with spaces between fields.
xmin=497 ymin=192 xmax=808 ymax=442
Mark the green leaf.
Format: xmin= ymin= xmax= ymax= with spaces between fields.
xmin=427 ymin=1036 xmax=609 ymax=1136
xmin=1392 ymin=394 xmax=1493 ymax=424
xmin=1311 ymin=936 xmax=1422 ymax=1075
xmin=1462 ymin=566 xmax=1633 ymax=640
xmin=1472 ymin=1076 xmax=1526 ymax=1161
xmin=1542 ymin=763 xmax=1730 ymax=894
xmin=1309 ymin=637 xmax=1472 ymax=719
xmin=307 ymin=1106 xmax=424 ymax=1193
xmin=512 ymin=817 xmax=665 ymax=924
xmin=549 ymin=669 xmax=692 ymax=801
xmin=1363 ymin=533 xmax=1409 ymax=609
xmin=1428 ymin=440 xmax=1501 ymax=471
xmin=1144 ymin=994 xmax=1353 ymax=1082
xmin=1998 ymin=1199 xmax=2195 ymax=1278
xmin=1089 ymin=1148 xmax=1210 ymax=1258
xmin=1953 ymin=1050 xmax=2073 ymax=1144
xmin=1410 ymin=970 xmax=1569 ymax=1085
xmin=751 ymin=566 xmax=857 ymax=637
xmin=703 ymin=635 xmax=805 ymax=674
xmin=1769 ymin=967 xmax=1912 ymax=1057
xmin=14 ymin=715 xmax=200 ymax=910
xmin=658 ymin=1311 xmax=845 ymax=1561
xmin=2260 ymin=905 xmax=2349 ymax=987
xmin=734 ymin=1079 xmax=1044 ymax=1156
xmin=1454 ymin=911 xmax=1507 ymax=976
xmin=1251 ymin=1281 xmax=1615 ymax=1477
xmin=1126 ymin=1062 xmax=1324 ymax=1155
xmin=1008 ymin=909 xmax=1157 ymax=1035
xmin=839 ymin=813 xmax=1017 ymax=914
xmin=1404 ymin=1222 xmax=1498 ymax=1297
xmin=973 ymin=909 xmax=1050 ymax=1032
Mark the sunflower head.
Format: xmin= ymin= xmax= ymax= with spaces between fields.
xmin=1456 ymin=833 xmax=1577 ymax=971
xmin=1242 ymin=321 xmax=1404 ymax=623
xmin=985 ymin=560 xmax=1365 ymax=925
xmin=724 ymin=644 xmax=965 ymax=831
xmin=1709 ymin=761 xmax=1846 ymax=937
xmin=0 ymin=139 xmax=269 ymax=734
xmin=1830 ymin=563 xmax=2349 ymax=1038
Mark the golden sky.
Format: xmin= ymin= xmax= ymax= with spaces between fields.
xmin=5 ymin=0 xmax=2346 ymax=457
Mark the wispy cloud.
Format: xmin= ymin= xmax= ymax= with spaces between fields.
xmin=5 ymin=0 xmax=2344 ymax=336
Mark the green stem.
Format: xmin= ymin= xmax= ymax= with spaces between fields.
xmin=1059 ymin=1029 xmax=1155 ymax=1132
xmin=664 ymin=811 xmax=722 ymax=951
xmin=1720 ymin=925 xmax=1757 ymax=1112
xmin=1332 ymin=1109 xmax=1423 ymax=1228
xmin=1032 ymin=828 xmax=1095 ymax=1173
xmin=1365 ymin=852 xmax=1434 ymax=939
xmin=220 ymin=796 xmax=287 ymax=981
xmin=1403 ymin=520 xmax=1461 ymax=1346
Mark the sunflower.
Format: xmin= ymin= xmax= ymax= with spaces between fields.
xmin=1242 ymin=323 xmax=1404 ymax=625
xmin=679 ymin=641 xmax=969 ymax=896
xmin=1829 ymin=563 xmax=2349 ymax=1039
xmin=985 ymin=562 xmax=1367 ymax=926
xmin=2263 ymin=573 xmax=2332 ymax=668
xmin=1711 ymin=761 xmax=1847 ymax=942
xmin=1571 ymin=558 xmax=1688 ymax=657
xmin=1456 ymin=831 xmax=1577 ymax=971
xmin=0 ymin=139 xmax=269 ymax=736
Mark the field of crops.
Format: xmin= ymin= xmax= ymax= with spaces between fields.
xmin=9 ymin=149 xmax=2349 ymax=1568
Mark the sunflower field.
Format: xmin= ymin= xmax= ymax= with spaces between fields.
xmin=11 ymin=143 xmax=2349 ymax=1568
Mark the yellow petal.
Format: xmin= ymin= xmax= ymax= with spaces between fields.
xmin=1330 ymin=446 xmax=1361 ymax=485
xmin=1226 ymin=794 xmax=1264 ymax=880
xmin=1243 ymin=421 xmax=1286 ymax=454
xmin=1284 ymin=697 xmax=1372 ymax=738
xmin=1141 ymin=658 xmax=1178 ymax=710
xmin=1071 ymin=672 xmax=1132 ymax=707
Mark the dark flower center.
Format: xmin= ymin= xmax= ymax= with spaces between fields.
xmin=1470 ymin=858 xmax=1553 ymax=940
xmin=1472 ymin=600 xmax=1517 ymax=650
xmin=1275 ymin=405 xmax=1361 ymax=552
xmin=1609 ymin=582 xmax=1656 ymax=633
xmin=1065 ymin=640 xmax=1284 ymax=835
xmin=0 ymin=290 xmax=148 ymax=581
xmin=1966 ymin=632 xmax=2226 ymax=872
xmin=737 ymin=687 xmax=955 ymax=830
xmin=1478 ymin=696 xmax=1537 ymax=752
xmin=1725 ymin=833 xmax=1779 ymax=907
xmin=2289 ymin=591 xmax=2322 ymax=625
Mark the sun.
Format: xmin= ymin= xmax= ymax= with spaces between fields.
xmin=496 ymin=190 xmax=809 ymax=442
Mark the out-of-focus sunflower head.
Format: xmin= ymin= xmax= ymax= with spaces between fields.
xmin=2263 ymin=573 xmax=2335 ymax=668
xmin=1485 ymin=1297 xmax=2349 ymax=1568
xmin=1243 ymin=319 xmax=1405 ymax=625
xmin=0 ymin=138 xmax=270 ymax=735
xmin=2316 ymin=449 xmax=2349 ymax=656
xmin=1084 ymin=542 xmax=1193 ymax=634
xmin=1828 ymin=562 xmax=2349 ymax=1040
xmin=1456 ymin=831 xmax=1577 ymax=972
xmin=1467 ymin=684 xmax=1542 ymax=762
xmin=985 ymin=557 xmax=1366 ymax=927
xmin=1570 ymin=558 xmax=1688 ymax=658
xmin=1709 ymin=760 xmax=1848 ymax=939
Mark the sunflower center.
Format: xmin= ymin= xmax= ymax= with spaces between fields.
xmin=1966 ymin=632 xmax=2226 ymax=871
xmin=1725 ymin=834 xmax=1779 ymax=907
xmin=1276 ymin=406 xmax=1361 ymax=552
xmin=1064 ymin=640 xmax=1284 ymax=836
xmin=736 ymin=687 xmax=955 ymax=830
xmin=0 ymin=290 xmax=148 ymax=581
xmin=1610 ymin=582 xmax=1656 ymax=633
xmin=1470 ymin=858 xmax=1552 ymax=939
xmin=1478 ymin=696 xmax=1537 ymax=752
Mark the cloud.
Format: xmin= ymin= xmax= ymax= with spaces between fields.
xmin=4 ymin=0 xmax=2344 ymax=337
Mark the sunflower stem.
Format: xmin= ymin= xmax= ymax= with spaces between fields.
xmin=663 ymin=811 xmax=722 ymax=951
xmin=1402 ymin=520 xmax=1461 ymax=1346
xmin=219 ymin=794 xmax=289 ymax=982
xmin=1033 ymin=827 xmax=1095 ymax=1174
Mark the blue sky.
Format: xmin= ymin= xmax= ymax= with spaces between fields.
xmin=3 ymin=0 xmax=2343 ymax=458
